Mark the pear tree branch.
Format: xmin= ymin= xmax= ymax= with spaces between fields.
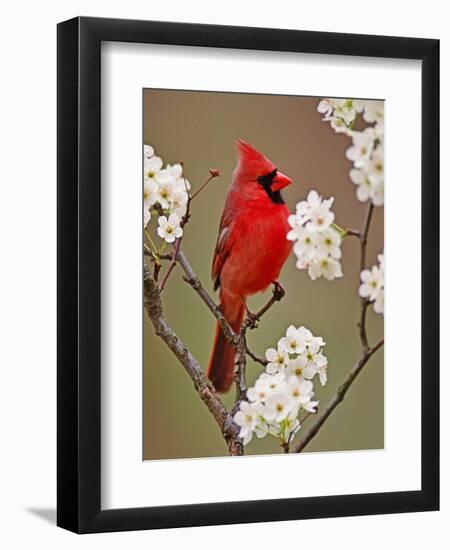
xmin=294 ymin=339 xmax=383 ymax=452
xmin=294 ymin=202 xmax=383 ymax=453
xmin=145 ymin=243 xmax=281 ymax=455
xmin=175 ymin=250 xmax=278 ymax=411
xmin=143 ymin=264 xmax=243 ymax=455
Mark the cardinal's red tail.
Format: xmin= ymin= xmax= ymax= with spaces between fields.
xmin=207 ymin=295 xmax=245 ymax=393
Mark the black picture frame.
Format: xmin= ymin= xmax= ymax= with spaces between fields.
xmin=57 ymin=16 xmax=440 ymax=533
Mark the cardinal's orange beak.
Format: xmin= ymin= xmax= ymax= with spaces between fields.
xmin=271 ymin=171 xmax=292 ymax=192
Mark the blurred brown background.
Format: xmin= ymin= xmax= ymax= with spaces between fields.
xmin=143 ymin=90 xmax=384 ymax=460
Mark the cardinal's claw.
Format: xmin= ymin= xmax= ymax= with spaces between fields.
xmin=243 ymin=311 xmax=259 ymax=330
xmin=272 ymin=281 xmax=285 ymax=301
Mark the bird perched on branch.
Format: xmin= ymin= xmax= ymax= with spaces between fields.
xmin=208 ymin=140 xmax=293 ymax=393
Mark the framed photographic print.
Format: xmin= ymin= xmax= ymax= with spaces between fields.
xmin=57 ymin=17 xmax=439 ymax=533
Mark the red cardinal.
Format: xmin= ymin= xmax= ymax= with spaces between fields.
xmin=207 ymin=140 xmax=293 ymax=393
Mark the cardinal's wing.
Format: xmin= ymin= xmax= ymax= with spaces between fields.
xmin=212 ymin=216 xmax=234 ymax=291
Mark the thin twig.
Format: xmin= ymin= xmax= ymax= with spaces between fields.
xmin=294 ymin=339 xmax=384 ymax=452
xmin=243 ymin=282 xmax=286 ymax=331
xmin=190 ymin=170 xmax=220 ymax=201
xmin=174 ymin=249 xmax=270 ymax=366
xmin=159 ymin=172 xmax=219 ymax=296
xmin=157 ymin=176 xmax=192 ymax=291
xmin=154 ymin=246 xmax=280 ymax=431
xmin=158 ymin=237 xmax=182 ymax=291
xmin=176 ymin=250 xmax=237 ymax=346
xmin=358 ymin=203 xmax=374 ymax=350
xmin=345 ymin=229 xmax=362 ymax=238
xmin=143 ymin=264 xmax=242 ymax=455
xmin=157 ymin=169 xmax=219 ymax=292
xmin=246 ymin=347 xmax=268 ymax=367
xmin=233 ymin=328 xmax=248 ymax=405
xmin=233 ymin=282 xmax=286 ymax=413
xmin=294 ymin=200 xmax=380 ymax=453
xmin=144 ymin=251 xmax=172 ymax=262
xmin=153 ymin=262 xmax=161 ymax=281
xmin=299 ymin=411 xmax=314 ymax=424
xmin=360 ymin=203 xmax=374 ymax=271
xmin=177 ymin=246 xmax=247 ymax=413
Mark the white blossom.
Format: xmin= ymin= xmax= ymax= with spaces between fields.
xmin=302 ymin=399 xmax=319 ymax=414
xmin=359 ymin=264 xmax=383 ymax=302
xmin=159 ymin=163 xmax=191 ymax=192
xmin=315 ymin=228 xmax=342 ymax=260
xmin=370 ymin=182 xmax=384 ymax=207
xmin=316 ymin=99 xmax=384 ymax=207
xmin=306 ymin=333 xmax=326 ymax=353
xmin=349 ymin=167 xmax=373 ymax=203
xmin=286 ymin=377 xmax=314 ymax=406
xmin=157 ymin=213 xmax=183 ymax=243
xmin=307 ymin=201 xmax=335 ymax=233
xmin=278 ymin=325 xmax=308 ymax=355
xmin=359 ymin=253 xmax=385 ymax=315
xmin=234 ymin=401 xmax=260 ymax=445
xmin=317 ymin=364 xmax=328 ymax=386
xmin=363 ymin=100 xmax=384 ymax=124
xmin=308 ymin=256 xmax=343 ymax=281
xmin=304 ymin=346 xmax=328 ymax=373
xmin=346 ymin=128 xmax=376 ymax=168
xmin=236 ymin=325 xmax=329 ymax=447
xmin=143 ymin=150 xmax=163 ymax=227
xmin=317 ymin=98 xmax=363 ymax=134
xmin=288 ymin=190 xmax=343 ymax=281
xmin=317 ymin=99 xmax=334 ymax=118
xmin=373 ymin=120 xmax=384 ymax=143
xmin=170 ymin=187 xmax=189 ymax=218
xmin=347 ymin=137 xmax=384 ymax=207
xmin=261 ymin=372 xmax=287 ymax=393
xmin=374 ymin=290 xmax=384 ymax=315
xmin=285 ymin=355 xmax=316 ymax=380
xmin=365 ymin=146 xmax=384 ymax=186
xmin=144 ymin=144 xmax=154 ymax=159
xmin=292 ymin=227 xmax=317 ymax=257
xmin=154 ymin=179 xmax=174 ymax=210
xmin=247 ymin=376 xmax=273 ymax=403
xmin=264 ymin=391 xmax=295 ymax=424
xmin=143 ymin=146 xmax=190 ymax=226
xmin=265 ymin=346 xmax=290 ymax=374
xmin=378 ymin=253 xmax=385 ymax=274
xmin=144 ymin=208 xmax=151 ymax=228
xmin=144 ymin=155 xmax=163 ymax=185
xmin=295 ymin=190 xmax=322 ymax=223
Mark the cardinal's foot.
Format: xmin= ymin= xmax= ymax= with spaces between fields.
xmin=243 ymin=310 xmax=259 ymax=330
xmin=272 ymin=281 xmax=285 ymax=301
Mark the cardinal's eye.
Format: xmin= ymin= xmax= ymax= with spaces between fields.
xmin=257 ymin=168 xmax=278 ymax=186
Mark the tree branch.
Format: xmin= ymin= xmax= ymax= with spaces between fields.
xmin=176 ymin=250 xmax=237 ymax=346
xmin=358 ymin=203 xmax=374 ymax=350
xmin=294 ymin=200 xmax=381 ymax=453
xmin=360 ymin=202 xmax=374 ymax=271
xmin=173 ymin=249 xmax=249 ymax=413
xmin=246 ymin=347 xmax=268 ymax=367
xmin=345 ymin=228 xmax=362 ymax=238
xmin=143 ymin=264 xmax=243 ymax=455
xmin=233 ymin=329 xmax=248 ymax=405
xmin=147 ymin=245 xmax=283 ymax=440
xmin=294 ymin=339 xmax=383 ymax=452
xmin=158 ymin=237 xmax=182 ymax=292
xmin=243 ymin=282 xmax=286 ymax=331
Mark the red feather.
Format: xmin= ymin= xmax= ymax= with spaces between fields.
xmin=207 ymin=140 xmax=293 ymax=393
